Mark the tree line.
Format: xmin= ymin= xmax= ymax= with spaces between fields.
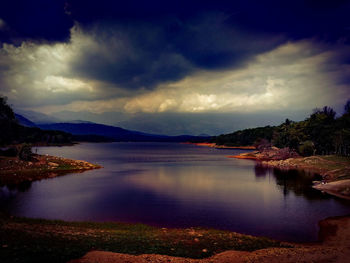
xmin=213 ymin=100 xmax=350 ymax=156
xmin=0 ymin=96 xmax=72 ymax=147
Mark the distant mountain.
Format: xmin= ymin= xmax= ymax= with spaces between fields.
xmin=13 ymin=110 xmax=210 ymax=142
xmin=15 ymin=110 xmax=62 ymax=124
xmin=15 ymin=114 xmax=37 ymax=127
xmin=65 ymin=120 xmax=95 ymax=124
xmin=37 ymin=122 xmax=210 ymax=142
xmin=198 ymin=133 xmax=211 ymax=137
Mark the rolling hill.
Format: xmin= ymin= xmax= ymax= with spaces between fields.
xmin=15 ymin=113 xmax=209 ymax=142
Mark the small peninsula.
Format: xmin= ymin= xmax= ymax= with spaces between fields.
xmin=0 ymin=153 xmax=101 ymax=186
xmin=0 ymin=97 xmax=101 ymax=186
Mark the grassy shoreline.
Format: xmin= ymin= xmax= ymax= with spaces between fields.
xmin=186 ymin=142 xmax=256 ymax=150
xmin=2 ymin=213 xmax=350 ymax=263
xmin=231 ymin=151 xmax=350 ymax=200
xmin=0 ymin=154 xmax=102 ymax=186
xmin=0 ymin=214 xmax=288 ymax=263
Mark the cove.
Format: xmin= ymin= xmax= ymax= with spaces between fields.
xmin=1 ymin=142 xmax=349 ymax=242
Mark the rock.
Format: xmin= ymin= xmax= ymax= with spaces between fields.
xmin=48 ymin=162 xmax=59 ymax=167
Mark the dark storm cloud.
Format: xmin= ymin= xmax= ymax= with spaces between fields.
xmin=69 ymin=23 xmax=194 ymax=89
xmin=65 ymin=0 xmax=350 ymax=88
xmin=164 ymin=13 xmax=283 ymax=69
xmin=225 ymin=0 xmax=350 ymax=42
xmin=1 ymin=0 xmax=349 ymax=92
xmin=65 ymin=0 xmax=350 ymax=43
xmin=69 ymin=17 xmax=284 ymax=89
xmin=1 ymin=0 xmax=350 ymax=136
xmin=2 ymin=0 xmax=349 ymax=74
xmin=65 ymin=0 xmax=350 ymax=39
xmin=0 ymin=0 xmax=73 ymax=43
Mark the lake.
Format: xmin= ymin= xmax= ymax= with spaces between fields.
xmin=1 ymin=142 xmax=349 ymax=242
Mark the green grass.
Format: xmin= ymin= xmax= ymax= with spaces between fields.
xmin=309 ymin=156 xmax=350 ymax=180
xmin=0 ymin=214 xmax=289 ymax=263
xmin=285 ymin=155 xmax=350 ymax=179
xmin=321 ymin=155 xmax=350 ymax=163
xmin=0 ymin=154 xmax=100 ymax=185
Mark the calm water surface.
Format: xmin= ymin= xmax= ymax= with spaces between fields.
xmin=1 ymin=142 xmax=349 ymax=242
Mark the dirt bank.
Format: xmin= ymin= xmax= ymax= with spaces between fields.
xmin=69 ymin=216 xmax=350 ymax=263
xmin=230 ymin=150 xmax=350 ymax=200
xmin=313 ymin=179 xmax=350 ymax=200
xmin=259 ymin=156 xmax=350 ymax=200
xmin=0 ymin=154 xmax=102 ymax=185
xmin=186 ymin=142 xmax=256 ymax=150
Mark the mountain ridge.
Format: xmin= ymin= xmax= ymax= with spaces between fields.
xmin=15 ymin=113 xmax=210 ymax=142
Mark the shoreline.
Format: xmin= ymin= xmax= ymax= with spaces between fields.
xmin=0 ymin=213 xmax=287 ymax=263
xmin=185 ymin=142 xmax=256 ymax=150
xmin=230 ymin=151 xmax=350 ymax=200
xmin=187 ymin=142 xmax=350 ymax=200
xmin=0 ymin=143 xmax=349 ymax=262
xmin=0 ymin=153 xmax=102 ymax=185
xmin=1 ymin=213 xmax=349 ymax=263
xmin=313 ymin=179 xmax=350 ymax=200
xmin=70 ymin=215 xmax=350 ymax=263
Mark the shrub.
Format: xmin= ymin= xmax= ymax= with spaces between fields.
xmin=254 ymin=138 xmax=271 ymax=151
xmin=298 ymin=141 xmax=315 ymax=156
xmin=18 ymin=144 xmax=33 ymax=161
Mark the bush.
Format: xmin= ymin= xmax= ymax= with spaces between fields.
xmin=254 ymin=138 xmax=271 ymax=151
xmin=18 ymin=144 xmax=33 ymax=161
xmin=298 ymin=141 xmax=315 ymax=156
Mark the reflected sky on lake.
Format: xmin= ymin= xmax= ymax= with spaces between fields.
xmin=1 ymin=142 xmax=349 ymax=242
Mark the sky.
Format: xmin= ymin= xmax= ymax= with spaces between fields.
xmin=0 ymin=0 xmax=350 ymax=135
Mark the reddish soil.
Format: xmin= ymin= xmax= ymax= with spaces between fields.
xmin=186 ymin=142 xmax=256 ymax=150
xmin=70 ymin=216 xmax=350 ymax=263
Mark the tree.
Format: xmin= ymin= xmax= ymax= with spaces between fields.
xmin=18 ymin=144 xmax=33 ymax=161
xmin=0 ymin=95 xmax=18 ymax=145
xmin=334 ymin=100 xmax=350 ymax=155
xmin=0 ymin=94 xmax=73 ymax=147
xmin=298 ymin=141 xmax=315 ymax=156
xmin=304 ymin=106 xmax=336 ymax=154
xmin=0 ymin=96 xmax=15 ymax=121
xmin=254 ymin=138 xmax=271 ymax=151
xmin=214 ymin=102 xmax=350 ymax=156
xmin=344 ymin=99 xmax=350 ymax=114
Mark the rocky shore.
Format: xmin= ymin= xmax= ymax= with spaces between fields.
xmin=0 ymin=154 xmax=102 ymax=185
xmin=231 ymin=148 xmax=350 ymax=200
xmin=188 ymin=142 xmax=256 ymax=150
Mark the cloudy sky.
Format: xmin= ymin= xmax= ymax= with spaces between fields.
xmin=1 ymin=0 xmax=350 ymax=135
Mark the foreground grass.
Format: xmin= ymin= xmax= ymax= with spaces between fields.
xmin=0 ymin=214 xmax=288 ymax=263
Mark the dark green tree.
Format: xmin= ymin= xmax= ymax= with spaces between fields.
xmin=0 ymin=95 xmax=73 ymax=147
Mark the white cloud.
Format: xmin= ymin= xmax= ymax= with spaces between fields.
xmin=119 ymin=40 xmax=349 ymax=114
xmin=0 ymin=26 xmax=348 ymax=117
xmin=0 ymin=25 xmax=112 ymax=107
xmin=41 ymin=76 xmax=93 ymax=93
